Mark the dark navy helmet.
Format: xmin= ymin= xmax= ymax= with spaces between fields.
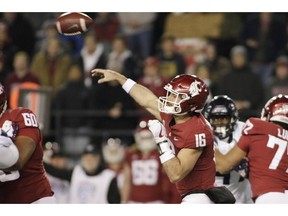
xmin=204 ymin=95 xmax=238 ymax=139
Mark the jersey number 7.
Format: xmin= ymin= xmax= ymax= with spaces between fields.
xmin=267 ymin=135 xmax=288 ymax=173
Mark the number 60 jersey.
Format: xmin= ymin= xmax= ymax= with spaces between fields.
xmin=0 ymin=107 xmax=53 ymax=203
xmin=237 ymin=118 xmax=288 ymax=199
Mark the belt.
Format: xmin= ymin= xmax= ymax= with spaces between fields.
xmin=181 ymin=190 xmax=206 ymax=199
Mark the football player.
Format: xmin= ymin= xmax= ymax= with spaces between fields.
xmin=0 ymin=83 xmax=55 ymax=203
xmin=91 ymin=69 xmax=234 ymax=203
xmin=215 ymin=94 xmax=288 ymax=203
xmin=204 ymin=95 xmax=253 ymax=203
xmin=122 ymin=121 xmax=181 ymax=203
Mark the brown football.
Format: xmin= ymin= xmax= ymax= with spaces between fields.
xmin=56 ymin=12 xmax=93 ymax=36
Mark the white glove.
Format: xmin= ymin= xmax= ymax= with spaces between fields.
xmin=0 ymin=170 xmax=20 ymax=182
xmin=1 ymin=120 xmax=19 ymax=138
xmin=148 ymin=120 xmax=167 ymax=142
xmin=0 ymin=136 xmax=19 ymax=169
xmin=148 ymin=120 xmax=175 ymax=164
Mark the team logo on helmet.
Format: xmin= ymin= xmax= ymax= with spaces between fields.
xmin=189 ymin=80 xmax=202 ymax=97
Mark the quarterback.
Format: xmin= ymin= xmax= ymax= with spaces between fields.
xmin=91 ymin=68 xmax=234 ymax=203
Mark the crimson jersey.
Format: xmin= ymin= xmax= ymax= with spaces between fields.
xmin=160 ymin=112 xmax=215 ymax=196
xmin=0 ymin=108 xmax=53 ymax=203
xmin=125 ymin=147 xmax=164 ymax=203
xmin=237 ymin=118 xmax=288 ymax=199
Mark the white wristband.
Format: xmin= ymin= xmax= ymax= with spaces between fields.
xmin=122 ymin=79 xmax=136 ymax=93
xmin=159 ymin=150 xmax=175 ymax=164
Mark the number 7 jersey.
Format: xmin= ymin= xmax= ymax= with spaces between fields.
xmin=237 ymin=118 xmax=288 ymax=199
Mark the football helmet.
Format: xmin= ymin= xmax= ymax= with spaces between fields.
xmin=204 ymin=95 xmax=238 ymax=139
xmin=102 ymin=138 xmax=125 ymax=164
xmin=0 ymin=83 xmax=7 ymax=118
xmin=134 ymin=120 xmax=156 ymax=152
xmin=261 ymin=94 xmax=288 ymax=125
xmin=158 ymin=74 xmax=209 ymax=115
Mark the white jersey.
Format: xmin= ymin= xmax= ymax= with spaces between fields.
xmin=214 ymin=121 xmax=253 ymax=204
xmin=46 ymin=174 xmax=70 ymax=203
xmin=69 ymin=165 xmax=116 ymax=203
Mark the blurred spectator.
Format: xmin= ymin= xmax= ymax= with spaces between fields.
xmin=106 ymin=35 xmax=138 ymax=80
xmin=35 ymin=19 xmax=80 ymax=57
xmin=241 ymin=13 xmax=286 ymax=64
xmin=31 ymin=37 xmax=71 ymax=96
xmin=43 ymin=142 xmax=71 ymax=204
xmin=102 ymin=138 xmax=126 ymax=201
xmin=44 ymin=144 xmax=121 ymax=203
xmin=194 ymin=62 xmax=215 ymax=100
xmin=92 ymin=13 xmax=120 ymax=55
xmin=0 ymin=21 xmax=18 ymax=83
xmin=241 ymin=13 xmax=287 ymax=85
xmin=53 ymin=64 xmax=93 ymax=155
xmin=217 ymin=45 xmax=264 ymax=120
xmin=1 ymin=13 xmax=36 ymax=57
xmin=203 ymin=41 xmax=231 ymax=86
xmin=118 ymin=12 xmax=156 ymax=60
xmin=75 ymin=31 xmax=107 ymax=87
xmin=137 ymin=57 xmax=169 ymax=122
xmin=4 ymin=51 xmax=39 ymax=104
xmin=156 ymin=34 xmax=186 ymax=80
xmin=122 ymin=121 xmax=180 ymax=203
xmin=90 ymin=73 xmax=138 ymax=145
xmin=265 ymin=55 xmax=288 ymax=100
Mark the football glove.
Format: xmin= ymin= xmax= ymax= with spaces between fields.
xmin=233 ymin=158 xmax=249 ymax=178
xmin=0 ymin=120 xmax=19 ymax=138
xmin=148 ymin=120 xmax=175 ymax=163
xmin=0 ymin=170 xmax=20 ymax=182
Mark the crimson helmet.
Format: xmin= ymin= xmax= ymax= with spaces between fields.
xmin=158 ymin=74 xmax=209 ymax=115
xmin=261 ymin=94 xmax=288 ymax=125
xmin=204 ymin=95 xmax=238 ymax=139
xmin=0 ymin=83 xmax=7 ymax=117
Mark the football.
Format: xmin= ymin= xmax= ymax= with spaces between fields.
xmin=56 ymin=12 xmax=93 ymax=36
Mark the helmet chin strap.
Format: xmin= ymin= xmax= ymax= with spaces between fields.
xmin=0 ymin=101 xmax=7 ymax=118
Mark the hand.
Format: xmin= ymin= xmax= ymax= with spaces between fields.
xmin=233 ymin=158 xmax=249 ymax=178
xmin=0 ymin=170 xmax=20 ymax=182
xmin=148 ymin=120 xmax=167 ymax=142
xmin=1 ymin=120 xmax=19 ymax=138
xmin=91 ymin=68 xmax=126 ymax=84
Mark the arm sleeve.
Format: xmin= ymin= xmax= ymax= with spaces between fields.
xmin=107 ymin=177 xmax=121 ymax=204
xmin=43 ymin=162 xmax=73 ymax=182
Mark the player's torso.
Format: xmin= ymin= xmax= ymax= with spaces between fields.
xmin=243 ymin=118 xmax=288 ymax=197
xmin=161 ymin=113 xmax=215 ymax=195
xmin=214 ymin=122 xmax=253 ymax=203
xmin=0 ymin=108 xmax=52 ymax=203
xmin=126 ymin=149 xmax=164 ymax=202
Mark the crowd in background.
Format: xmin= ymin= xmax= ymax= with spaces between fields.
xmin=1 ymin=12 xmax=288 ymax=202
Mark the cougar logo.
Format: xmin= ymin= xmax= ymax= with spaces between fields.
xmin=189 ymin=80 xmax=202 ymax=97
